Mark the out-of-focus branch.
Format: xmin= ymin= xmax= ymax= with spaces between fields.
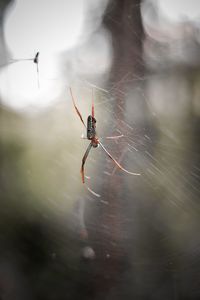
xmin=86 ymin=0 xmax=144 ymax=286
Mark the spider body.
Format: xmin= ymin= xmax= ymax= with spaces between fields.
xmin=33 ymin=52 xmax=39 ymax=64
xmin=87 ymin=115 xmax=98 ymax=148
xmin=70 ymin=87 xmax=140 ymax=184
xmin=87 ymin=115 xmax=97 ymax=141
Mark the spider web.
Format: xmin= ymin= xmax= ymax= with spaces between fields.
xmin=0 ymin=0 xmax=200 ymax=299
xmin=69 ymin=2 xmax=200 ymax=297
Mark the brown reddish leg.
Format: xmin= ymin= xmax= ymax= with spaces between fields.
xmin=81 ymin=143 xmax=93 ymax=183
xmin=69 ymin=88 xmax=86 ymax=128
xmin=98 ymin=141 xmax=140 ymax=176
xmin=92 ymin=88 xmax=95 ymax=118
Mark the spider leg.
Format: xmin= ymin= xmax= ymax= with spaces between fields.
xmin=17 ymin=57 xmax=34 ymax=61
xmin=36 ymin=61 xmax=40 ymax=88
xmin=91 ymin=88 xmax=94 ymax=118
xmin=86 ymin=186 xmax=101 ymax=197
xmin=69 ymin=88 xmax=86 ymax=128
xmin=98 ymin=141 xmax=140 ymax=176
xmin=81 ymin=142 xmax=93 ymax=183
xmin=102 ymin=134 xmax=124 ymax=140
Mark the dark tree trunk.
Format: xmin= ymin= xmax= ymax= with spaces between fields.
xmin=104 ymin=0 xmax=144 ymax=84
xmin=95 ymin=0 xmax=144 ymax=258
xmin=80 ymin=1 xmax=145 ymax=298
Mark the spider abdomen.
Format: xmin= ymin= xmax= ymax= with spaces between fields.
xmin=87 ymin=115 xmax=96 ymax=140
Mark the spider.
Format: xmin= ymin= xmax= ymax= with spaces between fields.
xmin=70 ymin=88 xmax=140 ymax=183
xmin=6 ymin=52 xmax=40 ymax=87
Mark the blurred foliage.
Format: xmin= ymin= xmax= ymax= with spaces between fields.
xmin=0 ymin=0 xmax=200 ymax=299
